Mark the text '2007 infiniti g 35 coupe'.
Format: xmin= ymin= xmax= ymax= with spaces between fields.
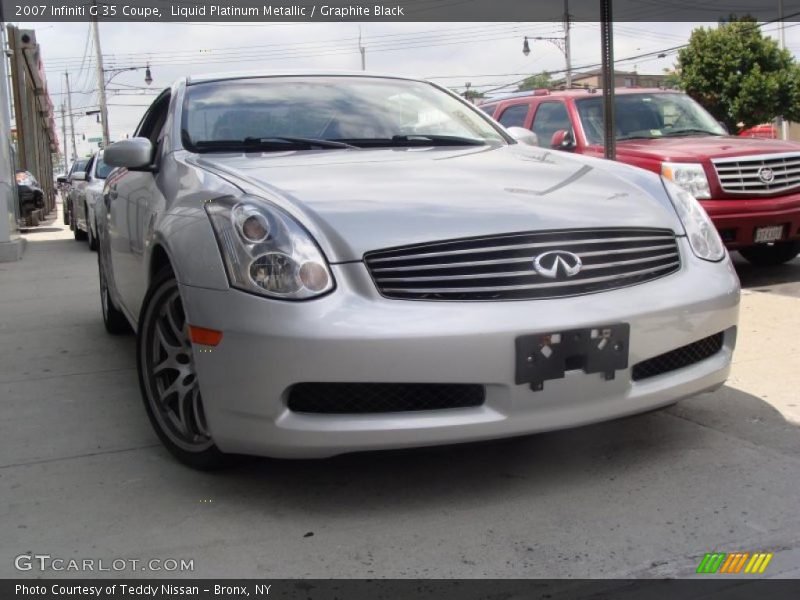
xmin=97 ymin=72 xmax=740 ymax=469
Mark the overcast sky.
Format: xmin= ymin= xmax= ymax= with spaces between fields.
xmin=10 ymin=20 xmax=800 ymax=161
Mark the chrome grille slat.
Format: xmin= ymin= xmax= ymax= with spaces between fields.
xmin=364 ymin=228 xmax=681 ymax=301
xmin=712 ymin=153 xmax=800 ymax=194
xmin=375 ymin=252 xmax=679 ymax=283
xmin=367 ymin=235 xmax=674 ymax=264
xmin=381 ymin=262 xmax=680 ymax=294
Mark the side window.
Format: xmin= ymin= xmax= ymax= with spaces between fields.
xmin=134 ymin=92 xmax=171 ymax=163
xmin=479 ymin=104 xmax=496 ymax=116
xmin=530 ymin=102 xmax=572 ymax=147
xmin=498 ymin=104 xmax=530 ymax=128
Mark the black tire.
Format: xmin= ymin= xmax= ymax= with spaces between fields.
xmin=87 ymin=213 xmax=98 ymax=251
xmin=98 ymin=250 xmax=131 ymax=335
xmin=137 ymin=267 xmax=230 ymax=470
xmin=74 ymin=222 xmax=87 ymax=241
xmin=739 ymin=241 xmax=800 ymax=266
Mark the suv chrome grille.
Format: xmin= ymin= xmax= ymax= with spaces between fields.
xmin=364 ymin=228 xmax=681 ymax=301
xmin=712 ymin=153 xmax=800 ymax=194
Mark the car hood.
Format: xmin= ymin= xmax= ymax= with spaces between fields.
xmin=188 ymin=144 xmax=682 ymax=262
xmin=617 ymin=135 xmax=800 ymax=162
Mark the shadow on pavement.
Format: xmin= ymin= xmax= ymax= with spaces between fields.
xmin=193 ymin=384 xmax=799 ymax=517
xmin=731 ymin=251 xmax=800 ymax=292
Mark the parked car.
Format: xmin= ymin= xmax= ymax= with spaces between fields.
xmin=98 ymin=72 xmax=739 ymax=469
xmin=70 ymin=151 xmax=113 ymax=250
xmin=15 ymin=170 xmax=44 ymax=225
xmin=480 ymin=88 xmax=800 ymax=266
xmin=62 ymin=158 xmax=90 ymax=229
xmin=739 ymin=124 xmax=777 ymax=139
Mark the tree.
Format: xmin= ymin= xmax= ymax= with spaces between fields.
xmin=517 ymin=71 xmax=553 ymax=92
xmin=462 ymin=89 xmax=486 ymax=102
xmin=677 ymin=17 xmax=800 ymax=131
xmin=661 ymin=68 xmax=681 ymax=90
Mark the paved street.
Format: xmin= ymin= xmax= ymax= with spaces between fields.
xmin=1 ymin=200 xmax=799 ymax=579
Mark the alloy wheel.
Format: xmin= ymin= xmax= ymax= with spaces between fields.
xmin=142 ymin=284 xmax=213 ymax=452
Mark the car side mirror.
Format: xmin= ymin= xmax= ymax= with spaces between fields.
xmin=71 ymin=172 xmax=87 ymax=181
xmin=57 ymin=176 xmax=67 ymax=184
xmin=550 ymin=129 xmax=576 ymax=151
xmin=104 ymin=137 xmax=154 ymax=170
xmin=506 ymin=127 xmax=539 ymax=147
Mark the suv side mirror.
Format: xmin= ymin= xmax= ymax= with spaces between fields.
xmin=57 ymin=176 xmax=67 ymax=184
xmin=550 ymin=129 xmax=576 ymax=151
xmin=506 ymin=127 xmax=539 ymax=147
xmin=104 ymin=137 xmax=154 ymax=170
xmin=70 ymin=172 xmax=87 ymax=182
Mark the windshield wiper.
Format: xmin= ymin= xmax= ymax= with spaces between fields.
xmin=191 ymin=136 xmax=358 ymax=152
xmin=244 ymin=136 xmax=360 ymax=150
xmin=336 ymin=135 xmax=487 ymax=148
xmin=617 ymin=134 xmax=659 ymax=141
xmin=661 ymin=128 xmax=724 ymax=137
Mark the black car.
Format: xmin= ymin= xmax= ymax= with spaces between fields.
xmin=16 ymin=171 xmax=44 ymax=225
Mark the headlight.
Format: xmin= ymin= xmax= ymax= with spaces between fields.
xmin=662 ymin=177 xmax=725 ymax=262
xmin=205 ymin=196 xmax=334 ymax=299
xmin=661 ymin=162 xmax=710 ymax=199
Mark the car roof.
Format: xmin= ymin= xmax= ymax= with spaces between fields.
xmin=186 ymin=70 xmax=426 ymax=85
xmin=481 ymin=87 xmax=680 ymax=105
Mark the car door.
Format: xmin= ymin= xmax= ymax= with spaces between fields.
xmin=106 ymin=92 xmax=171 ymax=321
xmin=530 ymin=101 xmax=573 ymax=148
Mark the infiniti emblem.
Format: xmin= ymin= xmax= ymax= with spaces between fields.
xmin=533 ymin=250 xmax=583 ymax=279
xmin=758 ymin=167 xmax=775 ymax=183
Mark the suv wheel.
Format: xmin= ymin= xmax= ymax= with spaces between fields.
xmin=739 ymin=241 xmax=800 ymax=266
xmin=137 ymin=267 xmax=229 ymax=470
xmin=98 ymin=250 xmax=131 ymax=335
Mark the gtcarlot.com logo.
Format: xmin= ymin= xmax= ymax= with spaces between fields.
xmin=696 ymin=552 xmax=774 ymax=574
xmin=14 ymin=554 xmax=194 ymax=572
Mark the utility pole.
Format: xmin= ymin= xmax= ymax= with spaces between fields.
xmin=564 ymin=0 xmax=572 ymax=88
xmin=64 ymin=72 xmax=78 ymax=161
xmin=778 ymin=0 xmax=788 ymax=140
xmin=358 ymin=27 xmax=366 ymax=71
xmin=59 ymin=103 xmax=68 ymax=174
xmin=90 ymin=1 xmax=110 ymax=146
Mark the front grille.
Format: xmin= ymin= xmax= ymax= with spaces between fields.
xmin=631 ymin=333 xmax=724 ymax=381
xmin=364 ymin=228 xmax=680 ymax=301
xmin=713 ymin=153 xmax=800 ymax=194
xmin=287 ymin=383 xmax=486 ymax=414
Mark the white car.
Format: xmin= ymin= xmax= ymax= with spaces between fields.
xmin=70 ymin=151 xmax=113 ymax=251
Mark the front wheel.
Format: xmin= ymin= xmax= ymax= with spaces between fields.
xmin=87 ymin=215 xmax=98 ymax=251
xmin=739 ymin=241 xmax=800 ymax=266
xmin=137 ymin=267 xmax=229 ymax=470
xmin=98 ymin=250 xmax=131 ymax=335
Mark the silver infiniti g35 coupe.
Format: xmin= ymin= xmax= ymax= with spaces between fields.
xmin=97 ymin=72 xmax=740 ymax=469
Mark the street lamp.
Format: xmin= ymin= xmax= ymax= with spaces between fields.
xmin=104 ymin=64 xmax=153 ymax=86
xmin=144 ymin=64 xmax=153 ymax=86
xmin=521 ymin=0 xmax=572 ymax=88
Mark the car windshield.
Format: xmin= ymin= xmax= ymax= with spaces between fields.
xmin=181 ymin=76 xmax=507 ymax=151
xmin=94 ymin=157 xmax=113 ymax=179
xmin=575 ymin=93 xmax=726 ymax=144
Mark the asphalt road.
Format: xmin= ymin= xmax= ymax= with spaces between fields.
xmin=1 ymin=202 xmax=799 ymax=579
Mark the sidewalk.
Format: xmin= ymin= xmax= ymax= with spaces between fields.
xmin=1 ymin=203 xmax=799 ymax=579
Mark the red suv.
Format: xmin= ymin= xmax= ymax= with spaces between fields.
xmin=480 ymin=88 xmax=800 ymax=266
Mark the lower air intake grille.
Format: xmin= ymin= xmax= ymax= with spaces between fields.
xmin=632 ymin=333 xmax=725 ymax=381
xmin=365 ymin=227 xmax=680 ymax=301
xmin=287 ymin=383 xmax=485 ymax=414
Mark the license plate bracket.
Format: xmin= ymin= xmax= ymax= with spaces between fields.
xmin=515 ymin=324 xmax=630 ymax=391
xmin=754 ymin=225 xmax=785 ymax=244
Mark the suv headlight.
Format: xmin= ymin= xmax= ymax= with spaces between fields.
xmin=205 ymin=196 xmax=334 ymax=299
xmin=662 ymin=177 xmax=725 ymax=262
xmin=661 ymin=162 xmax=711 ymax=199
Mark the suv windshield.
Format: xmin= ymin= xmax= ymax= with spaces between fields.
xmin=181 ymin=76 xmax=507 ymax=151
xmin=575 ymin=93 xmax=726 ymax=144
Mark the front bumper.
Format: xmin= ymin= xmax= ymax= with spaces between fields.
xmin=702 ymin=191 xmax=800 ymax=248
xmin=181 ymin=238 xmax=740 ymax=458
